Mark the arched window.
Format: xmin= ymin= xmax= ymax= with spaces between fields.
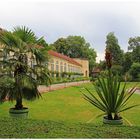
xmin=56 ymin=61 xmax=59 ymax=72
xmin=60 ymin=62 xmax=63 ymax=73
xmin=68 ymin=65 xmax=70 ymax=72
xmin=64 ymin=63 xmax=67 ymax=72
xmin=50 ymin=59 xmax=54 ymax=72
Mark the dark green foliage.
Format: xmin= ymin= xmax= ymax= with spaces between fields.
xmin=50 ymin=38 xmax=68 ymax=55
xmin=132 ymin=46 xmax=140 ymax=63
xmin=129 ymin=63 xmax=140 ymax=81
xmin=111 ymin=65 xmax=123 ymax=81
xmin=111 ymin=65 xmax=123 ymax=75
xmin=51 ymin=76 xmax=90 ymax=84
xmin=98 ymin=60 xmax=106 ymax=70
xmin=128 ymin=37 xmax=140 ymax=63
xmin=0 ymin=74 xmax=41 ymax=102
xmin=106 ymin=32 xmax=124 ymax=65
xmin=122 ymin=52 xmax=133 ymax=73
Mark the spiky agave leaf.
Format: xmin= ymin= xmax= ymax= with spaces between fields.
xmin=83 ymin=74 xmax=139 ymax=117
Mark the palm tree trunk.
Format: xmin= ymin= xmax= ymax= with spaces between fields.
xmin=15 ymin=97 xmax=23 ymax=110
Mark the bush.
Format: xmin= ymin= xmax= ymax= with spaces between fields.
xmin=122 ymin=72 xmax=133 ymax=82
xmin=50 ymin=76 xmax=90 ymax=84
xmin=56 ymin=72 xmax=60 ymax=77
xmin=111 ymin=65 xmax=123 ymax=76
xmin=0 ymin=76 xmax=15 ymax=88
xmin=129 ymin=63 xmax=140 ymax=81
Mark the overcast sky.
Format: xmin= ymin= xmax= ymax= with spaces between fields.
xmin=0 ymin=0 xmax=140 ymax=62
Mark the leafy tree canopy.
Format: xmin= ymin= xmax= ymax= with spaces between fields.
xmin=129 ymin=63 xmax=140 ymax=80
xmin=128 ymin=37 xmax=140 ymax=63
xmin=122 ymin=52 xmax=133 ymax=73
xmin=105 ymin=32 xmax=124 ymax=65
xmin=51 ymin=36 xmax=97 ymax=74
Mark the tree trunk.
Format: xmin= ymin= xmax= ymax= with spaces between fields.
xmin=15 ymin=97 xmax=23 ymax=110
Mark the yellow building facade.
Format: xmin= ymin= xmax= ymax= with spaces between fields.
xmin=48 ymin=50 xmax=89 ymax=77
xmin=73 ymin=58 xmax=89 ymax=77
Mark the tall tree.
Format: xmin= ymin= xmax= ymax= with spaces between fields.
xmin=128 ymin=37 xmax=140 ymax=63
xmin=122 ymin=52 xmax=133 ymax=73
xmin=105 ymin=32 xmax=124 ymax=65
xmin=51 ymin=36 xmax=97 ymax=74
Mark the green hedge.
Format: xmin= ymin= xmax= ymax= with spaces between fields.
xmin=51 ymin=77 xmax=90 ymax=84
xmin=49 ymin=71 xmax=83 ymax=78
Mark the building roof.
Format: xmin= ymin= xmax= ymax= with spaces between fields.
xmin=48 ymin=50 xmax=82 ymax=67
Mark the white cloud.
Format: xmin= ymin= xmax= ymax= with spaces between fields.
xmin=96 ymin=52 xmax=105 ymax=63
xmin=0 ymin=0 xmax=140 ymax=55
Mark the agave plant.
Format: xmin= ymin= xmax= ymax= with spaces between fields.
xmin=83 ymin=49 xmax=138 ymax=120
xmin=0 ymin=26 xmax=51 ymax=110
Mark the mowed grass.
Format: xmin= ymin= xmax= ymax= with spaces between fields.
xmin=0 ymin=118 xmax=140 ymax=138
xmin=0 ymin=82 xmax=140 ymax=126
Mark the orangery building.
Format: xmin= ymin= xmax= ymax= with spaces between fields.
xmin=48 ymin=50 xmax=89 ymax=77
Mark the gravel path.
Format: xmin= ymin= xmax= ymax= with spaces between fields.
xmin=38 ymin=80 xmax=90 ymax=93
xmin=135 ymin=88 xmax=140 ymax=95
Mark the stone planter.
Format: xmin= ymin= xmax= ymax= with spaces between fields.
xmin=9 ymin=107 xmax=29 ymax=118
xmin=103 ymin=116 xmax=123 ymax=125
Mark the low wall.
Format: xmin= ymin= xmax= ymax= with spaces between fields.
xmin=38 ymin=80 xmax=90 ymax=93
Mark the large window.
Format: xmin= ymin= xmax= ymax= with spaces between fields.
xmin=64 ymin=63 xmax=67 ymax=72
xmin=71 ymin=66 xmax=73 ymax=72
xmin=68 ymin=65 xmax=70 ymax=72
xmin=56 ymin=61 xmax=59 ymax=72
xmin=60 ymin=62 xmax=63 ymax=73
xmin=50 ymin=59 xmax=54 ymax=72
xmin=30 ymin=55 xmax=36 ymax=68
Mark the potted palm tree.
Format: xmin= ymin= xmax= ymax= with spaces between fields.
xmin=0 ymin=26 xmax=51 ymax=118
xmin=83 ymin=49 xmax=138 ymax=125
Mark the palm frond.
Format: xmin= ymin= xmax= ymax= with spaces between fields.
xmin=13 ymin=26 xmax=37 ymax=44
xmin=0 ymin=31 xmax=23 ymax=49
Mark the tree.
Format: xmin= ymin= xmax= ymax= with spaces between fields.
xmin=129 ymin=63 xmax=140 ymax=81
xmin=98 ymin=60 xmax=106 ymax=70
xmin=0 ymin=26 xmax=51 ymax=111
xmin=111 ymin=65 xmax=123 ymax=76
xmin=122 ymin=52 xmax=133 ymax=73
xmin=51 ymin=36 xmax=97 ymax=74
xmin=128 ymin=37 xmax=140 ymax=63
xmin=50 ymin=38 xmax=68 ymax=55
xmin=105 ymin=32 xmax=124 ymax=65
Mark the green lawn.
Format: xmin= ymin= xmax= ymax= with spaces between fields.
xmin=0 ymin=82 xmax=140 ymax=138
xmin=0 ymin=82 xmax=140 ymax=125
xmin=0 ymin=118 xmax=140 ymax=138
